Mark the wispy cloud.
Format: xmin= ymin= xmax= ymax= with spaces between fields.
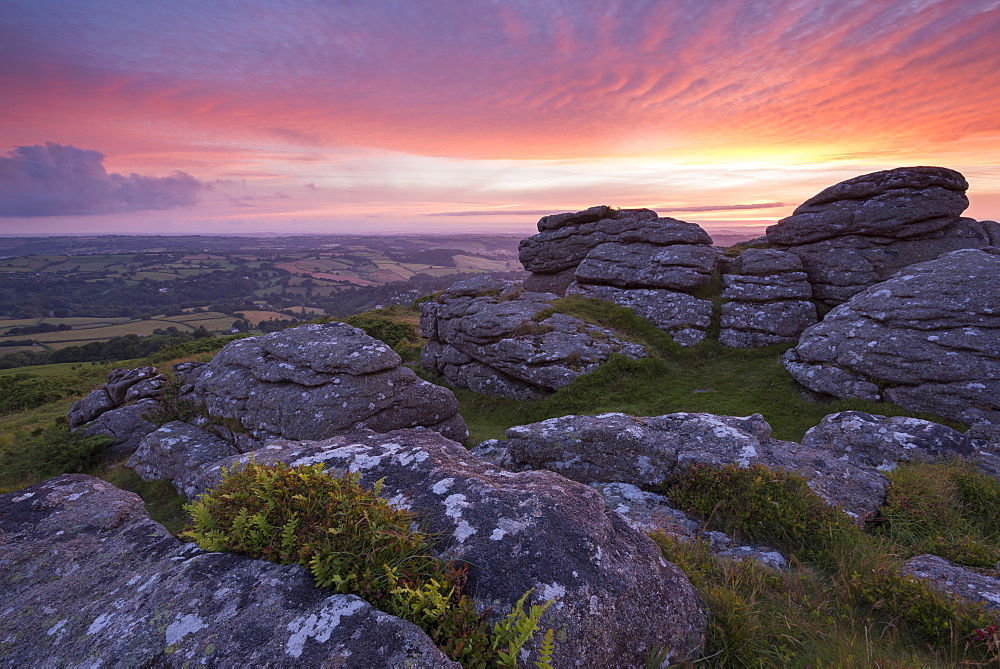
xmin=653 ymin=202 xmax=786 ymax=213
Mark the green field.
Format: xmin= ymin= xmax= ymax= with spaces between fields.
xmin=0 ymin=312 xmax=239 ymax=350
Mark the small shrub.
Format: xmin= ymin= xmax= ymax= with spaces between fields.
xmin=345 ymin=315 xmax=418 ymax=348
xmin=185 ymin=461 xmax=553 ymax=665
xmin=665 ymin=463 xmax=858 ymax=570
xmin=0 ymin=418 xmax=113 ymax=485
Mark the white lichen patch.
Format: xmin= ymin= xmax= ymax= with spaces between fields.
xmin=443 ymin=493 xmax=470 ymax=519
xmin=431 ymin=478 xmax=455 ymax=495
xmin=165 ymin=613 xmax=207 ymax=647
xmin=453 ymin=520 xmax=477 ymax=543
xmin=285 ymin=598 xmax=366 ymax=658
xmin=537 ymin=582 xmax=566 ymax=608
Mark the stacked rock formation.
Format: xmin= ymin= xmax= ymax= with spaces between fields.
xmin=66 ymin=366 xmax=167 ymax=457
xmin=718 ymin=248 xmax=818 ymax=348
xmin=765 ymin=166 xmax=999 ymax=305
xmin=519 ymin=206 xmax=717 ymax=346
xmin=420 ymin=275 xmax=645 ymax=400
xmin=784 ymin=248 xmax=1000 ymax=424
xmin=178 ymin=322 xmax=468 ymax=449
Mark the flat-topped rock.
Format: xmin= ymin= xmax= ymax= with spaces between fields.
xmin=520 ymin=207 xmax=711 ymax=275
xmin=186 ymin=322 xmax=467 ymax=449
xmin=766 ymin=166 xmax=969 ymax=246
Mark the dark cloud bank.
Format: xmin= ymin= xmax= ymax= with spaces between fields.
xmin=0 ymin=142 xmax=205 ymax=216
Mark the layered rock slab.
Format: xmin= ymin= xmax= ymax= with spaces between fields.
xmin=420 ymin=275 xmax=645 ymax=400
xmin=181 ymin=322 xmax=467 ymax=449
xmin=719 ymin=249 xmax=818 ymax=348
xmin=0 ymin=475 xmax=456 ymax=667
xmin=171 ymin=428 xmax=708 ymax=667
xmin=784 ymin=249 xmax=1000 ymax=424
xmin=765 ymin=167 xmax=996 ymax=304
xmin=473 ymin=412 xmax=889 ymax=521
xmin=517 ymin=206 xmax=717 ymax=345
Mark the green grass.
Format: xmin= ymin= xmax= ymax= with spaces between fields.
xmin=658 ymin=463 xmax=1000 ymax=666
xmin=444 ymin=297 xmax=962 ymax=444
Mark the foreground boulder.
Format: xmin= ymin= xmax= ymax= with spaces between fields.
xmin=765 ymin=167 xmax=998 ymax=304
xmin=519 ymin=206 xmax=717 ymax=345
xmin=167 ymin=428 xmax=708 ymax=666
xmin=420 ymin=275 xmax=646 ymax=399
xmin=473 ymin=412 xmax=889 ymax=520
xmin=784 ymin=249 xmax=1000 ymax=424
xmin=0 ymin=475 xmax=456 ymax=667
xmin=801 ymin=411 xmax=973 ymax=471
xmin=180 ymin=322 xmax=468 ymax=450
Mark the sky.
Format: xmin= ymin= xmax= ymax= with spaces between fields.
xmin=1 ymin=0 xmax=998 ymax=237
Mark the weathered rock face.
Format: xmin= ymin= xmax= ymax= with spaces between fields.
xmin=590 ymin=482 xmax=788 ymax=569
xmin=473 ymin=412 xmax=888 ymax=521
xmin=902 ymin=554 xmax=1000 ymax=613
xmin=519 ymin=206 xmax=712 ymax=274
xmin=719 ymin=249 xmax=818 ymax=348
xmin=66 ymin=366 xmax=167 ymax=457
xmin=168 ymin=428 xmax=708 ymax=667
xmin=419 ymin=275 xmax=646 ymax=400
xmin=518 ymin=206 xmax=717 ymax=345
xmin=184 ymin=322 xmax=468 ymax=449
xmin=0 ymin=475 xmax=457 ymax=668
xmin=801 ymin=411 xmax=973 ymax=471
xmin=765 ymin=167 xmax=994 ymax=304
xmin=127 ymin=421 xmax=241 ymax=499
xmin=574 ymin=242 xmax=717 ymax=290
xmin=67 ymin=366 xmax=166 ymax=428
xmin=784 ymin=249 xmax=1000 ymax=424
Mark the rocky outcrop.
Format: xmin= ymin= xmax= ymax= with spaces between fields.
xmin=127 ymin=422 xmax=240 ymax=499
xmin=151 ymin=428 xmax=708 ymax=667
xmin=472 ymin=412 xmax=889 ymax=521
xmin=420 ymin=275 xmax=646 ymax=400
xmin=0 ymin=475 xmax=456 ymax=667
xmin=591 ymin=482 xmax=788 ymax=569
xmin=801 ymin=411 xmax=973 ymax=471
xmin=719 ymin=248 xmax=818 ymax=348
xmin=182 ymin=322 xmax=468 ymax=450
xmin=765 ymin=167 xmax=996 ymax=304
xmin=67 ymin=366 xmax=166 ymax=428
xmin=66 ymin=366 xmax=167 ymax=457
xmin=518 ymin=206 xmax=717 ymax=345
xmin=902 ymin=554 xmax=1000 ymax=613
xmin=784 ymin=249 xmax=1000 ymax=424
